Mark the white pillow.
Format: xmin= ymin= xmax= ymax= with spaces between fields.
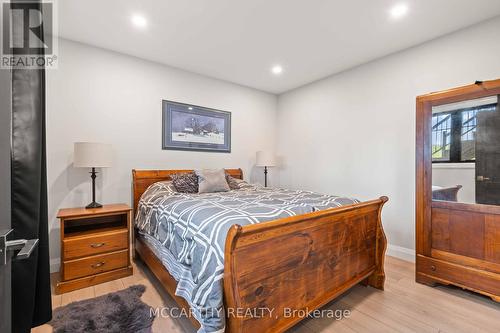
xmin=195 ymin=169 xmax=230 ymax=193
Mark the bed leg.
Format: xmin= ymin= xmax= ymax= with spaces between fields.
xmin=366 ymin=236 xmax=386 ymax=290
xmin=367 ymin=270 xmax=385 ymax=290
xmin=367 ymin=196 xmax=388 ymax=291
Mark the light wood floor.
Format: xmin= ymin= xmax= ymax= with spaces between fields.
xmin=32 ymin=256 xmax=500 ymax=333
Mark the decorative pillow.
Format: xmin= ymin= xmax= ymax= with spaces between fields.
xmin=195 ymin=169 xmax=230 ymax=193
xmin=170 ymin=172 xmax=199 ymax=193
xmin=225 ymin=174 xmax=240 ymax=190
xmin=226 ymin=174 xmax=252 ymax=190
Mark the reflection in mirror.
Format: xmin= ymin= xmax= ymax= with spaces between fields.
xmin=431 ymin=95 xmax=500 ymax=205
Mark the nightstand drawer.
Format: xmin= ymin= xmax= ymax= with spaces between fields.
xmin=63 ymin=228 xmax=128 ymax=260
xmin=63 ymin=249 xmax=128 ymax=280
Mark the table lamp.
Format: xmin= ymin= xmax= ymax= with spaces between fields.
xmin=74 ymin=142 xmax=112 ymax=209
xmin=256 ymin=151 xmax=276 ymax=187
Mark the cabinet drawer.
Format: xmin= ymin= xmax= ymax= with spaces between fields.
xmin=63 ymin=229 xmax=128 ymax=260
xmin=417 ymin=255 xmax=500 ymax=297
xmin=63 ymin=250 xmax=128 ymax=280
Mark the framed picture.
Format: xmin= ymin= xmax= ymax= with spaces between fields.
xmin=162 ymin=100 xmax=231 ymax=153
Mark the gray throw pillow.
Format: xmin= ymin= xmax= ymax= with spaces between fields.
xmin=226 ymin=174 xmax=252 ymax=190
xmin=170 ymin=172 xmax=199 ymax=193
xmin=195 ymin=169 xmax=230 ymax=193
xmin=225 ymin=174 xmax=241 ymax=190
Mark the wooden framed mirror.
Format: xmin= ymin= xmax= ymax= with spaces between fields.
xmin=416 ymin=79 xmax=500 ymax=302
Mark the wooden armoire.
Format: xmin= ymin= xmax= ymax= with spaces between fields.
xmin=416 ymin=79 xmax=500 ymax=302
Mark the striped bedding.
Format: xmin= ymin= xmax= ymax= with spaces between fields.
xmin=135 ymin=181 xmax=359 ymax=333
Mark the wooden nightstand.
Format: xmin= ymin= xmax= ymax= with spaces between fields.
xmin=55 ymin=204 xmax=133 ymax=294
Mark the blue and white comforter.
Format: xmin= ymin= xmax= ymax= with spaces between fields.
xmin=135 ymin=181 xmax=359 ymax=333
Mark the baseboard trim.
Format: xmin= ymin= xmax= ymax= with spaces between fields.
xmin=386 ymin=244 xmax=415 ymax=263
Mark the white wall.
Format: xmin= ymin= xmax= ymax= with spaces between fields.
xmin=47 ymin=39 xmax=278 ymax=271
xmin=276 ymin=17 xmax=500 ymax=259
xmin=432 ymin=164 xmax=475 ymax=204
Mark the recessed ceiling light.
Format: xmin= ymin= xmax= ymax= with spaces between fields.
xmin=271 ymin=65 xmax=283 ymax=75
xmin=390 ymin=3 xmax=408 ymax=19
xmin=131 ymin=14 xmax=147 ymax=28
xmin=188 ymin=107 xmax=193 ymax=110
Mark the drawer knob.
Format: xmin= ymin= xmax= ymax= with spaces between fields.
xmin=90 ymin=242 xmax=105 ymax=248
xmin=430 ymin=265 xmax=436 ymax=271
xmin=91 ymin=261 xmax=105 ymax=269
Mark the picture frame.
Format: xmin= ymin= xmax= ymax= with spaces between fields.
xmin=162 ymin=100 xmax=231 ymax=153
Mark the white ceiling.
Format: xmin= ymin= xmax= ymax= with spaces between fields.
xmin=58 ymin=0 xmax=500 ymax=94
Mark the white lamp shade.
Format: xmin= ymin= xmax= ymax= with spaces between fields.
xmin=74 ymin=142 xmax=112 ymax=168
xmin=256 ymin=151 xmax=277 ymax=167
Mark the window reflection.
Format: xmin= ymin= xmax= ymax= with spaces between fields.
xmin=431 ymin=104 xmax=495 ymax=163
xmin=432 ymin=113 xmax=451 ymax=161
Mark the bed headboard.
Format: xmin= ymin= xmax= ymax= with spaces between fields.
xmin=132 ymin=168 xmax=243 ymax=214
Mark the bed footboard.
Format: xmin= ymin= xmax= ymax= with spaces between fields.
xmin=223 ymin=197 xmax=388 ymax=333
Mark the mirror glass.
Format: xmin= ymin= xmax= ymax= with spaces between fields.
xmin=431 ymin=95 xmax=500 ymax=205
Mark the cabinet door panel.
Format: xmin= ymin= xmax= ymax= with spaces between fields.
xmin=485 ymin=215 xmax=500 ymax=264
xmin=431 ymin=207 xmax=485 ymax=260
xmin=448 ymin=210 xmax=485 ymax=260
xmin=431 ymin=208 xmax=450 ymax=251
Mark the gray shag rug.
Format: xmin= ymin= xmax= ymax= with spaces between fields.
xmin=50 ymin=284 xmax=155 ymax=333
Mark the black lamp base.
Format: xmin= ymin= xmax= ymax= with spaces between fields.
xmin=264 ymin=166 xmax=268 ymax=187
xmin=85 ymin=201 xmax=103 ymax=209
xmin=85 ymin=167 xmax=103 ymax=209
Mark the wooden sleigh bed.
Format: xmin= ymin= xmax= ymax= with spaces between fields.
xmin=132 ymin=169 xmax=388 ymax=333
